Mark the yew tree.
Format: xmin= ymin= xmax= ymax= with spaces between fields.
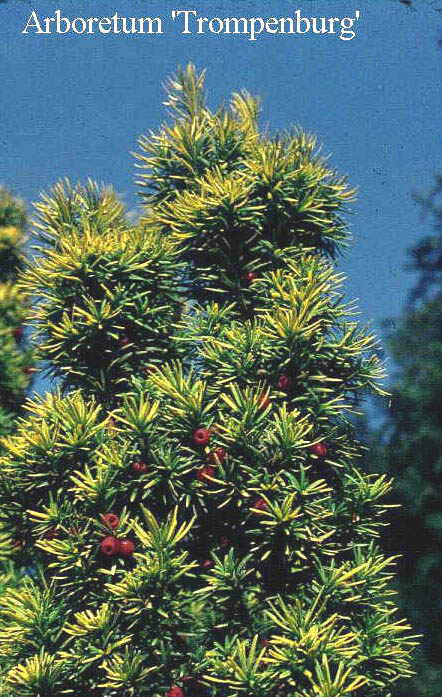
xmin=0 ymin=66 xmax=415 ymax=697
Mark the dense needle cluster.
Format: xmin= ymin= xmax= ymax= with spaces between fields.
xmin=0 ymin=66 xmax=415 ymax=697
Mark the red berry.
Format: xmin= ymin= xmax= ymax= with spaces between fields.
xmin=277 ymin=374 xmax=292 ymax=393
xmin=132 ymin=461 xmax=148 ymax=474
xmin=119 ymin=334 xmax=130 ymax=347
xmin=100 ymin=536 xmax=118 ymax=557
xmin=118 ymin=538 xmax=135 ymax=558
xmin=102 ymin=513 xmax=119 ymax=530
xmin=202 ymin=558 xmax=213 ymax=570
xmin=23 ymin=366 xmax=35 ymax=376
xmin=261 ymin=638 xmax=270 ymax=648
xmin=12 ymin=326 xmax=24 ymax=341
xmin=220 ymin=536 xmax=230 ymax=549
xmin=197 ymin=465 xmax=216 ymax=483
xmin=252 ymin=497 xmax=269 ymax=512
xmin=242 ymin=271 xmax=258 ymax=284
xmin=310 ymin=442 xmax=327 ymax=459
xmin=166 ymin=687 xmax=184 ymax=697
xmin=208 ymin=447 xmax=227 ymax=465
xmin=192 ymin=427 xmax=211 ymax=447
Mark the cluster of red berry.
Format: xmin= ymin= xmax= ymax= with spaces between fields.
xmin=100 ymin=513 xmax=134 ymax=558
xmin=100 ymin=535 xmax=135 ymax=558
xmin=132 ymin=460 xmax=149 ymax=474
xmin=192 ymin=427 xmax=227 ymax=484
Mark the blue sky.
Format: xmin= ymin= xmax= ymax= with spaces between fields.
xmin=1 ymin=0 xmax=442 ymax=389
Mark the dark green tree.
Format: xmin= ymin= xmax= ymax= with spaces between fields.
xmin=372 ymin=175 xmax=442 ymax=697
xmin=0 ymin=66 xmax=415 ymax=697
xmin=0 ymin=185 xmax=33 ymax=437
xmin=0 ymin=184 xmax=34 ymax=621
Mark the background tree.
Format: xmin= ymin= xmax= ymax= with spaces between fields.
xmin=370 ymin=176 xmax=442 ymax=697
xmin=0 ymin=66 xmax=415 ymax=697
xmin=0 ymin=184 xmax=34 ymax=629
xmin=0 ymin=184 xmax=32 ymax=436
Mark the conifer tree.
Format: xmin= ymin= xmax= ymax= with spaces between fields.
xmin=0 ymin=185 xmax=32 ymax=437
xmin=371 ymin=176 xmax=442 ymax=697
xmin=0 ymin=66 xmax=415 ymax=697
xmin=0 ymin=185 xmax=33 ymax=623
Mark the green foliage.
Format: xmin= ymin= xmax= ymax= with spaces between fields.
xmin=137 ymin=65 xmax=354 ymax=309
xmin=371 ymin=190 xmax=442 ymax=697
xmin=0 ymin=186 xmax=26 ymax=277
xmin=0 ymin=185 xmax=33 ymax=438
xmin=0 ymin=66 xmax=415 ymax=696
xmin=0 ymin=186 xmax=35 ymax=694
xmin=22 ymin=180 xmax=184 ymax=402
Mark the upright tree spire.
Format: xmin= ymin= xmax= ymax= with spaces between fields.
xmin=0 ymin=66 xmax=415 ymax=697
